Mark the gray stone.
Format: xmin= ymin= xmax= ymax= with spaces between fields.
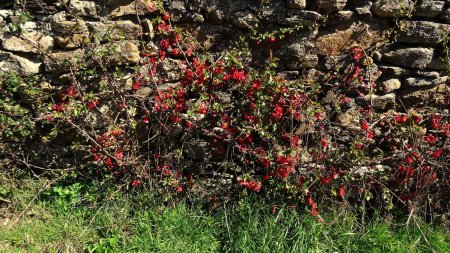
xmin=372 ymin=0 xmax=415 ymax=17
xmin=68 ymin=0 xmax=97 ymax=16
xmin=363 ymin=93 xmax=396 ymax=110
xmin=87 ymin=20 xmax=142 ymax=41
xmin=183 ymin=141 xmax=208 ymax=161
xmin=313 ymin=0 xmax=348 ymax=12
xmin=380 ymin=78 xmax=401 ymax=93
xmin=287 ymin=0 xmax=306 ymax=9
xmin=108 ymin=0 xmax=157 ymax=17
xmin=398 ymin=21 xmax=450 ymax=44
xmin=286 ymin=54 xmax=318 ymax=69
xmin=400 ymin=84 xmax=449 ymax=106
xmin=413 ymin=1 xmax=445 ymax=17
xmin=0 ymin=50 xmax=43 ymax=74
xmin=105 ymin=41 xmax=140 ymax=66
xmin=336 ymin=108 xmax=360 ymax=130
xmin=44 ymin=49 xmax=84 ymax=73
xmin=404 ymin=76 xmax=447 ymax=87
xmin=157 ymin=58 xmax=183 ymax=82
xmin=378 ymin=65 xmax=411 ymax=76
xmin=382 ymin=47 xmax=434 ymax=69
xmin=232 ymin=11 xmax=259 ymax=29
xmin=412 ymin=70 xmax=440 ymax=78
xmin=52 ymin=20 xmax=89 ymax=34
xmin=55 ymin=33 xmax=91 ymax=48
xmin=1 ymin=32 xmax=54 ymax=53
xmin=281 ymin=10 xmax=323 ymax=26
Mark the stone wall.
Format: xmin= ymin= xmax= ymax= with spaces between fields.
xmin=1 ymin=0 xmax=448 ymax=109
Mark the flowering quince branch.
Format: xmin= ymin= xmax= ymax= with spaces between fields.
xmin=3 ymin=8 xmax=448 ymax=218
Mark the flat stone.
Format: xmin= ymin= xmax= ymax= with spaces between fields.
xmin=44 ymin=49 xmax=84 ymax=73
xmin=412 ymin=70 xmax=440 ymax=78
xmin=105 ymin=41 xmax=140 ymax=65
xmin=313 ymin=0 xmax=348 ymax=12
xmin=413 ymin=1 xmax=445 ymax=17
xmin=358 ymin=93 xmax=396 ymax=110
xmin=382 ymin=47 xmax=434 ymax=69
xmin=380 ymin=78 xmax=401 ymax=93
xmin=286 ymin=54 xmax=318 ymax=69
xmin=87 ymin=20 xmax=142 ymax=41
xmin=52 ymin=20 xmax=88 ymax=34
xmin=108 ymin=0 xmax=157 ymax=17
xmin=280 ymin=10 xmax=323 ymax=26
xmin=232 ymin=11 xmax=259 ymax=29
xmin=404 ymin=76 xmax=447 ymax=87
xmin=372 ymin=0 xmax=415 ymax=17
xmin=400 ymin=83 xmax=449 ymax=106
xmin=157 ymin=58 xmax=183 ymax=82
xmin=315 ymin=22 xmax=388 ymax=55
xmin=55 ymin=33 xmax=91 ymax=48
xmin=0 ymin=50 xmax=43 ymax=74
xmin=398 ymin=21 xmax=450 ymax=44
xmin=68 ymin=0 xmax=97 ymax=16
xmin=1 ymin=32 xmax=54 ymax=53
xmin=378 ymin=65 xmax=411 ymax=76
xmin=287 ymin=0 xmax=306 ymax=9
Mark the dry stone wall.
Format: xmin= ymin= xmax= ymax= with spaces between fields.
xmin=1 ymin=0 xmax=448 ymax=109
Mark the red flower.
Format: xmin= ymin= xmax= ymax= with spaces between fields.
xmin=405 ymin=155 xmax=414 ymax=164
xmin=132 ymin=180 xmax=140 ymax=187
xmin=271 ymin=104 xmax=283 ymax=120
xmin=269 ymin=37 xmax=276 ymax=43
xmin=176 ymin=186 xmax=183 ymax=192
xmin=199 ymin=103 xmax=207 ymax=114
xmin=132 ymin=80 xmax=141 ymax=90
xmin=424 ymin=134 xmax=437 ymax=145
xmin=394 ymin=114 xmax=408 ymax=124
xmin=360 ymin=120 xmax=369 ymax=131
xmin=339 ymin=187 xmax=346 ymax=198
xmin=432 ymin=149 xmax=442 ymax=158
xmin=87 ymin=99 xmax=99 ymax=109
xmin=321 ymin=139 xmax=328 ymax=148
xmin=162 ymin=12 xmax=170 ymax=21
xmin=115 ymin=151 xmax=124 ymax=160
xmin=351 ymin=47 xmax=365 ymax=60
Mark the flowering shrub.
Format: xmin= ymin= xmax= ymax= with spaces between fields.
xmin=2 ymin=10 xmax=449 ymax=218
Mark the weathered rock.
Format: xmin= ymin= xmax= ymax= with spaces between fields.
xmin=0 ymin=50 xmax=43 ymax=74
xmin=232 ymin=11 xmax=259 ymax=29
xmin=413 ymin=1 xmax=445 ymax=17
xmin=1 ymin=32 xmax=54 ymax=53
xmin=142 ymin=19 xmax=155 ymax=39
xmin=352 ymin=0 xmax=373 ymax=18
xmin=313 ymin=0 xmax=348 ymax=12
xmin=43 ymin=49 xmax=84 ymax=73
xmin=68 ymin=0 xmax=97 ymax=16
xmin=108 ymin=0 xmax=157 ymax=17
xmin=336 ymin=108 xmax=360 ymax=129
xmin=382 ymin=47 xmax=434 ymax=69
xmin=105 ymin=41 xmax=140 ymax=65
xmin=412 ymin=70 xmax=440 ymax=78
xmin=287 ymin=0 xmax=307 ymax=9
xmin=398 ymin=21 xmax=450 ymax=44
xmin=358 ymin=93 xmax=396 ymax=110
xmin=286 ymin=54 xmax=318 ymax=69
xmin=183 ymin=141 xmax=208 ymax=161
xmin=378 ymin=65 xmax=411 ymax=76
xmin=55 ymin=34 xmax=91 ymax=48
xmin=380 ymin=78 xmax=401 ymax=93
xmin=372 ymin=0 xmax=415 ymax=17
xmin=404 ymin=76 xmax=447 ymax=87
xmin=400 ymin=83 xmax=449 ymax=106
xmin=157 ymin=58 xmax=183 ymax=82
xmin=24 ymin=0 xmax=60 ymax=14
xmin=315 ymin=22 xmax=388 ymax=55
xmin=87 ymin=20 xmax=142 ymax=41
xmin=52 ymin=20 xmax=89 ymax=34
xmin=281 ymin=10 xmax=323 ymax=26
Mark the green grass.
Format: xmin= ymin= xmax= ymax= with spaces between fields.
xmin=1 ymin=179 xmax=449 ymax=253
